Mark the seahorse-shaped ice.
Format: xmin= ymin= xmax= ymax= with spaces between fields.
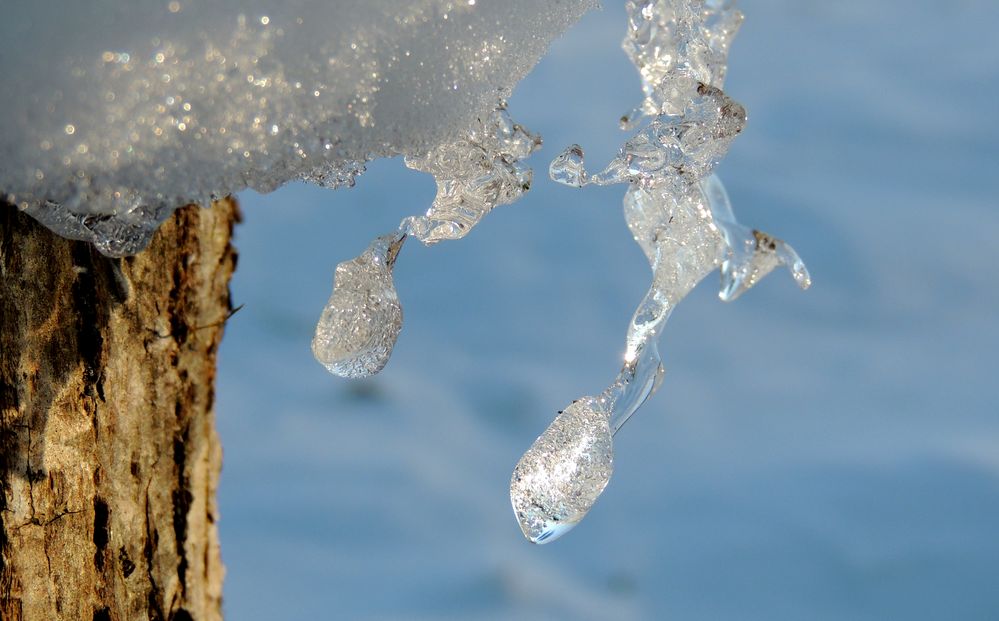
xmin=512 ymin=0 xmax=810 ymax=543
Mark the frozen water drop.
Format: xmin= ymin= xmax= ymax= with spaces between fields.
xmin=510 ymin=397 xmax=613 ymax=544
xmin=549 ymin=144 xmax=587 ymax=187
xmin=700 ymin=174 xmax=810 ymax=301
xmin=312 ymin=232 xmax=406 ymax=378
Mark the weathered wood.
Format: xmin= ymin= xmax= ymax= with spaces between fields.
xmin=1 ymin=199 xmax=238 ymax=620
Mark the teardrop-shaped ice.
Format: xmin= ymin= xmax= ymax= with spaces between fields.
xmin=510 ymin=397 xmax=614 ymax=544
xmin=312 ymin=233 xmax=406 ymax=378
xmin=403 ymin=103 xmax=541 ymax=244
xmin=700 ymin=174 xmax=811 ymax=301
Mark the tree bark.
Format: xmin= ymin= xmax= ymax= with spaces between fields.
xmin=0 ymin=199 xmax=238 ymax=620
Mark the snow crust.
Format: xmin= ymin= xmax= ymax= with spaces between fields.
xmin=0 ymin=0 xmax=594 ymax=255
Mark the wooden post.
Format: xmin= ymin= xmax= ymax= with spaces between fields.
xmin=1 ymin=199 xmax=238 ymax=620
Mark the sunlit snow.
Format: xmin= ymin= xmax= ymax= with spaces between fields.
xmin=0 ymin=0 xmax=594 ymax=255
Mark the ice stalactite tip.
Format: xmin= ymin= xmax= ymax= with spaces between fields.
xmin=0 ymin=0 xmax=595 ymax=255
xmin=510 ymin=397 xmax=614 ymax=544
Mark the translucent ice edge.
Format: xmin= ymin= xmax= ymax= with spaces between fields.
xmin=511 ymin=0 xmax=811 ymax=544
xmin=1 ymin=0 xmax=595 ymax=256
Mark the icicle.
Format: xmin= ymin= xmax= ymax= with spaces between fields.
xmin=621 ymin=0 xmax=744 ymax=125
xmin=511 ymin=0 xmax=809 ymax=544
xmin=313 ymin=102 xmax=542 ymax=378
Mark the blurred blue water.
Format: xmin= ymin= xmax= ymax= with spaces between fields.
xmin=217 ymin=2 xmax=999 ymax=619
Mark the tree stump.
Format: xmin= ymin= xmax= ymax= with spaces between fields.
xmin=1 ymin=199 xmax=238 ymax=620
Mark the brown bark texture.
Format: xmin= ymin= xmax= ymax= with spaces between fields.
xmin=0 ymin=199 xmax=238 ymax=620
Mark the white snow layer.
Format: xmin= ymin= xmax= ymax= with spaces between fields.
xmin=0 ymin=0 xmax=594 ymax=255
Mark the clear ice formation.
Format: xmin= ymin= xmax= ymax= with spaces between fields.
xmin=510 ymin=397 xmax=614 ymax=543
xmin=312 ymin=232 xmax=405 ymax=378
xmin=312 ymin=103 xmax=541 ymax=377
xmin=512 ymin=0 xmax=811 ymax=543
xmin=620 ymin=0 xmax=745 ymax=127
xmin=0 ymin=0 xmax=594 ymax=256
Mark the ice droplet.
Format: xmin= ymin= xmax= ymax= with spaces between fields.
xmin=549 ymin=144 xmax=587 ymax=187
xmin=312 ymin=233 xmax=406 ymax=378
xmin=510 ymin=397 xmax=613 ymax=543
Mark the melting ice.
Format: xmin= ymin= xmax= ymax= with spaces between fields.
xmin=511 ymin=0 xmax=811 ymax=544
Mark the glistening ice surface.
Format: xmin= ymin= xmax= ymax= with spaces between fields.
xmin=0 ymin=0 xmax=593 ymax=255
xmin=511 ymin=0 xmax=809 ymax=543
xmin=217 ymin=1 xmax=999 ymax=618
xmin=311 ymin=233 xmax=404 ymax=378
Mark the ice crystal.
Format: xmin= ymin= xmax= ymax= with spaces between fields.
xmin=510 ymin=397 xmax=614 ymax=543
xmin=301 ymin=160 xmax=368 ymax=190
xmin=511 ymin=0 xmax=810 ymax=543
xmin=0 ymin=0 xmax=594 ymax=256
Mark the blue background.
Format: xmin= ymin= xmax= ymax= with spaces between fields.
xmin=217 ymin=2 xmax=999 ymax=619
